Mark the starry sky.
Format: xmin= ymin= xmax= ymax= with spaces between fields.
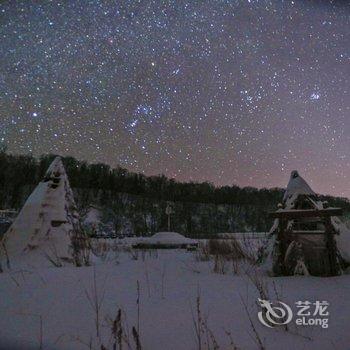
xmin=0 ymin=1 xmax=349 ymax=197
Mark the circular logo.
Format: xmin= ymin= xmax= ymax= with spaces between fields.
xmin=258 ymin=298 xmax=293 ymax=328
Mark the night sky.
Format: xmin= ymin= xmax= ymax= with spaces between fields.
xmin=0 ymin=1 xmax=349 ymax=197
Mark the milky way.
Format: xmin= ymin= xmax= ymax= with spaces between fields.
xmin=0 ymin=1 xmax=349 ymax=197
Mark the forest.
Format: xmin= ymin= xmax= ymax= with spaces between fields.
xmin=1 ymin=147 xmax=350 ymax=235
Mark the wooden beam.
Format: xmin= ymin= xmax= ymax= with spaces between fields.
xmin=289 ymin=230 xmax=325 ymax=235
xmin=269 ymin=208 xmax=343 ymax=219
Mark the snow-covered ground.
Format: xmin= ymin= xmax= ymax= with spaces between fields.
xmin=1 ymin=244 xmax=350 ymax=350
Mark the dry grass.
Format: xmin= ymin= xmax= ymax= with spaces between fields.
xmin=84 ymin=268 xmax=107 ymax=339
xmin=207 ymin=239 xmax=247 ymax=258
xmin=198 ymin=238 xmax=256 ymax=262
xmin=191 ymin=290 xmax=241 ymax=350
xmin=196 ymin=238 xmax=256 ymax=275
xmin=191 ymin=291 xmax=220 ymax=350
xmin=72 ymin=228 xmax=91 ymax=267
xmin=77 ymin=276 xmax=144 ymax=350
xmin=195 ymin=242 xmax=211 ymax=262
xmin=1 ymin=241 xmax=11 ymax=269
xmin=44 ymin=244 xmax=64 ymax=267
xmin=240 ymin=295 xmax=265 ymax=350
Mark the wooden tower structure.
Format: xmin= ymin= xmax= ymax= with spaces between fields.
xmin=268 ymin=171 xmax=345 ymax=277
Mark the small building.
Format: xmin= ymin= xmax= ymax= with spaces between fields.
xmin=267 ymin=171 xmax=350 ymax=277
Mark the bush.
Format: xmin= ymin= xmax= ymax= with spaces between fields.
xmin=207 ymin=239 xmax=247 ymax=260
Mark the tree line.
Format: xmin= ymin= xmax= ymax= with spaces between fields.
xmin=1 ymin=147 xmax=350 ymax=234
xmin=0 ymin=148 xmax=284 ymax=209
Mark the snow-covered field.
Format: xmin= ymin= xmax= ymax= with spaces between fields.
xmin=1 ymin=243 xmax=350 ymax=350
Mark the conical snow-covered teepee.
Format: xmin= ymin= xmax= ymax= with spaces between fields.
xmin=0 ymin=157 xmax=86 ymax=269
xmin=264 ymin=170 xmax=350 ymax=276
xmin=283 ymin=170 xmax=315 ymax=208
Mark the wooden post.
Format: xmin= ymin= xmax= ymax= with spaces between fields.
xmin=323 ymin=217 xmax=340 ymax=276
xmin=165 ymin=202 xmax=174 ymax=232
xmin=275 ymin=218 xmax=287 ymax=276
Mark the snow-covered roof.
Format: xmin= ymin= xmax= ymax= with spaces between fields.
xmin=138 ymin=232 xmax=197 ymax=246
xmin=1 ymin=156 xmax=79 ymax=268
xmin=283 ymin=170 xmax=315 ymax=201
xmin=45 ymin=156 xmax=64 ymax=177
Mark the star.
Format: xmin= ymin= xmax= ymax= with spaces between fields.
xmin=310 ymin=93 xmax=320 ymax=100
xmin=0 ymin=0 xmax=348 ymax=197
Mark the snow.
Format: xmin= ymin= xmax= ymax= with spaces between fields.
xmin=0 ymin=249 xmax=350 ymax=350
xmin=283 ymin=170 xmax=315 ymax=209
xmin=136 ymin=231 xmax=198 ymax=246
xmin=83 ymin=206 xmax=102 ymax=225
xmin=1 ymin=162 xmax=350 ymax=348
xmin=0 ymin=157 xmax=79 ymax=269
